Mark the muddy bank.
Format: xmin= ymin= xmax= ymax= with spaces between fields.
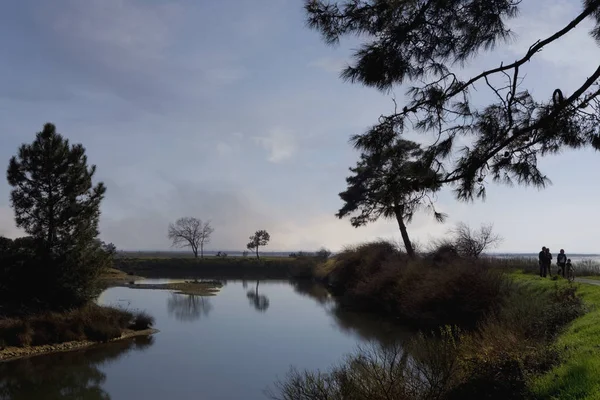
xmin=0 ymin=328 xmax=159 ymax=363
xmin=114 ymin=280 xmax=223 ymax=296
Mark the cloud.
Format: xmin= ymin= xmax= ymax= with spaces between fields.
xmin=254 ymin=128 xmax=296 ymax=163
xmin=0 ymin=207 xmax=22 ymax=238
xmin=309 ymin=57 xmax=348 ymax=74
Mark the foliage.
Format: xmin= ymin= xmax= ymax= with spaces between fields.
xmin=305 ymin=0 xmax=600 ymax=202
xmin=448 ymin=222 xmax=503 ymax=258
xmin=3 ymin=124 xmax=109 ymax=311
xmin=0 ymin=305 xmax=151 ymax=348
xmin=247 ymin=230 xmax=271 ymax=259
xmin=270 ymin=271 xmax=587 ymax=400
xmin=317 ymin=240 xmax=510 ymax=329
xmin=168 ymin=217 xmax=214 ymax=258
xmin=7 ymin=123 xmax=105 ymax=251
xmin=337 ymin=136 xmax=446 ymax=257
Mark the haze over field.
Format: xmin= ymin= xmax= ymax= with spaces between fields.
xmin=0 ymin=0 xmax=598 ymax=252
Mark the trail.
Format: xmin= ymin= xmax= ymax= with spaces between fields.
xmin=575 ymin=278 xmax=600 ymax=286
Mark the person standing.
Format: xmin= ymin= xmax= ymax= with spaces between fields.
xmin=539 ymin=246 xmax=547 ymax=277
xmin=557 ymin=249 xmax=567 ymax=277
xmin=545 ymin=247 xmax=553 ymax=277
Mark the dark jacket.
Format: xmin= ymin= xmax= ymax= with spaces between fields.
xmin=539 ymin=251 xmax=545 ymax=265
xmin=557 ymin=253 xmax=567 ymax=264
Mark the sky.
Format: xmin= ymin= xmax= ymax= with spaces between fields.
xmin=0 ymin=0 xmax=599 ymax=253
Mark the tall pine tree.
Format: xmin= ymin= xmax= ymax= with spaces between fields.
xmin=7 ymin=123 xmax=106 ymax=252
xmin=6 ymin=123 xmax=107 ymax=309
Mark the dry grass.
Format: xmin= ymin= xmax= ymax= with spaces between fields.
xmin=0 ymin=304 xmax=154 ymax=348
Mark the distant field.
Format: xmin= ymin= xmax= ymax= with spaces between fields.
xmin=117 ymin=251 xmax=294 ymax=260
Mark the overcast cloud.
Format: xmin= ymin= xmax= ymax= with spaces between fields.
xmin=0 ymin=0 xmax=599 ymax=253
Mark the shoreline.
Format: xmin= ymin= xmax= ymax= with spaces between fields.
xmin=0 ymin=328 xmax=159 ymax=363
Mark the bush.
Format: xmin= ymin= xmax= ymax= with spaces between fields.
xmin=320 ymin=240 xmax=510 ymax=329
xmin=0 ymin=305 xmax=146 ymax=347
xmin=130 ymin=311 xmax=155 ymax=331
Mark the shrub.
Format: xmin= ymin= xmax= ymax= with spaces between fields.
xmin=0 ymin=305 xmax=146 ymax=347
xmin=324 ymin=241 xmax=510 ymax=329
xmin=130 ymin=311 xmax=155 ymax=330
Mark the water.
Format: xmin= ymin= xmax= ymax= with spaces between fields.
xmin=0 ymin=280 xmax=409 ymax=400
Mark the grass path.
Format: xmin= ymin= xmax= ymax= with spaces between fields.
xmin=512 ymin=272 xmax=600 ymax=399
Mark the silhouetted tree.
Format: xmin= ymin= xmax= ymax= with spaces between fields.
xmin=315 ymin=247 xmax=332 ymax=260
xmin=247 ymin=230 xmax=270 ymax=259
xmin=337 ymin=137 xmax=446 ymax=257
xmin=306 ymin=0 xmax=600 ymax=201
xmin=450 ymin=222 xmax=503 ymax=258
xmin=7 ymin=123 xmax=106 ymax=252
xmin=168 ymin=218 xmax=214 ymax=258
xmin=5 ymin=123 xmax=108 ymax=309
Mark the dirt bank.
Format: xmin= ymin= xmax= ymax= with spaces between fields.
xmin=114 ymin=280 xmax=223 ymax=296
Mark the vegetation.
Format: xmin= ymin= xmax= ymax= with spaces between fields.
xmin=270 ymin=242 xmax=589 ymax=400
xmin=306 ymin=0 xmax=600 ymax=202
xmin=247 ymin=230 xmax=271 ymax=259
xmin=3 ymin=124 xmax=110 ymax=311
xmin=337 ymin=133 xmax=446 ymax=258
xmin=168 ymin=217 xmax=214 ymax=259
xmin=0 ymin=304 xmax=154 ymax=348
xmin=0 ymin=123 xmax=156 ymax=352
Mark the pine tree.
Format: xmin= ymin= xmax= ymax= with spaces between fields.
xmin=6 ymin=123 xmax=107 ymax=309
xmin=337 ymin=133 xmax=445 ymax=257
xmin=7 ymin=123 xmax=106 ymax=252
xmin=306 ymin=0 xmax=600 ymax=200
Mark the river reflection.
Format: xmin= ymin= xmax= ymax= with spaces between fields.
xmin=246 ymin=280 xmax=270 ymax=312
xmin=167 ymin=293 xmax=213 ymax=322
xmin=291 ymin=280 xmax=412 ymax=344
xmin=0 ymin=335 xmax=154 ymax=400
xmin=2 ymin=280 xmax=412 ymax=400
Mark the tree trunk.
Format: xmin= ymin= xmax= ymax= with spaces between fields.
xmin=200 ymin=242 xmax=204 ymax=259
xmin=256 ymin=245 xmax=260 ymax=260
xmin=394 ymin=205 xmax=415 ymax=258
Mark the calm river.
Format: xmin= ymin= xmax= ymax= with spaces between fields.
xmin=0 ymin=279 xmax=408 ymax=400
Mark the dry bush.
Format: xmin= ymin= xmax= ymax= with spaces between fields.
xmin=0 ymin=304 xmax=150 ymax=347
xmin=267 ymin=335 xmax=461 ymax=400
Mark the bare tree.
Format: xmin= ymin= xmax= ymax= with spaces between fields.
xmin=247 ymin=230 xmax=270 ymax=259
xmin=167 ymin=217 xmax=214 ymax=258
xmin=450 ymin=223 xmax=503 ymax=258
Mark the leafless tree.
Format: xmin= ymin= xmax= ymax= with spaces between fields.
xmin=167 ymin=217 xmax=214 ymax=258
xmin=450 ymin=223 xmax=503 ymax=258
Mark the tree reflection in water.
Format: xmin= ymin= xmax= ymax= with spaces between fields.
xmin=246 ymin=280 xmax=270 ymax=313
xmin=291 ymin=280 xmax=412 ymax=345
xmin=0 ymin=335 xmax=154 ymax=400
xmin=167 ymin=293 xmax=213 ymax=322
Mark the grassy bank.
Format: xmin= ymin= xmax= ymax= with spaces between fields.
xmin=0 ymin=304 xmax=154 ymax=352
xmin=115 ymin=256 xmax=317 ymax=280
xmin=510 ymin=273 xmax=600 ymax=399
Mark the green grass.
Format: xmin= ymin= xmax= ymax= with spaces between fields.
xmin=511 ymin=271 xmax=600 ymax=399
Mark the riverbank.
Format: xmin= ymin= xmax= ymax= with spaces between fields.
xmin=98 ymin=267 xmax=145 ymax=286
xmin=512 ymin=273 xmax=600 ymax=399
xmin=270 ymin=242 xmax=598 ymax=399
xmin=0 ymin=327 xmax=159 ymax=362
xmin=115 ymin=280 xmax=223 ymax=296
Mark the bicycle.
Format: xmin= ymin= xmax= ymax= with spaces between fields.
xmin=566 ymin=263 xmax=575 ymax=283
